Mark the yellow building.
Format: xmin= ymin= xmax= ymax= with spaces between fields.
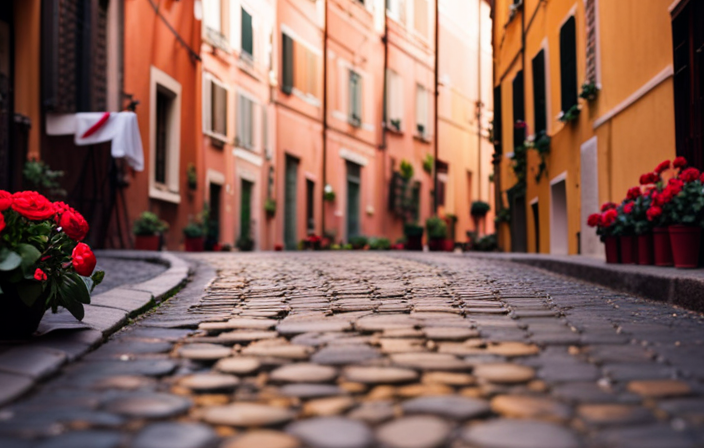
xmin=490 ymin=0 xmax=699 ymax=256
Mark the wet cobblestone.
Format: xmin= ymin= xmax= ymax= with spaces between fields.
xmin=2 ymin=252 xmax=704 ymax=447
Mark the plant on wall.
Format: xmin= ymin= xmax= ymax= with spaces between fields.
xmin=399 ymin=160 xmax=414 ymax=181
xmin=422 ymin=154 xmax=434 ymax=175
xmin=579 ymin=81 xmax=599 ymax=102
xmin=264 ymin=198 xmax=276 ymax=218
xmin=558 ymin=104 xmax=581 ymax=123
xmin=509 ymin=145 xmax=527 ymax=193
xmin=495 ymin=207 xmax=511 ymax=224
xmin=524 ymin=131 xmax=551 ymax=182
xmin=186 ymin=163 xmax=197 ymax=190
xmin=323 ymin=184 xmax=336 ymax=202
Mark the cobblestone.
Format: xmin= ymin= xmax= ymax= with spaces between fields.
xmin=3 ymin=252 xmax=704 ymax=446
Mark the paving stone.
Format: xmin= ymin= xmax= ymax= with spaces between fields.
xmin=595 ymin=423 xmax=697 ymax=448
xmin=347 ymin=401 xmax=396 ymax=424
xmin=485 ymin=342 xmax=540 ymax=357
xmin=604 ymin=364 xmax=675 ymax=381
xmin=0 ymin=346 xmax=67 ymax=379
xmin=423 ymin=327 xmax=479 ymax=340
xmin=312 ymin=345 xmax=381 ymax=365
xmin=211 ymin=330 xmax=280 ymax=344
xmin=0 ymin=372 xmax=35 ymax=406
xmin=627 ymin=379 xmax=692 ymax=398
xmin=343 ymin=366 xmax=418 ymax=384
xmin=91 ymin=375 xmax=157 ymax=390
xmin=91 ymin=288 xmax=154 ymax=314
xmin=376 ymin=415 xmax=451 ymax=448
xmin=490 ymin=395 xmax=572 ymax=422
xmin=270 ymin=363 xmax=338 ymax=383
xmin=287 ymin=417 xmax=374 ymax=448
xmin=214 ymin=357 xmax=261 ymax=375
xmin=177 ymin=373 xmax=239 ymax=393
xmin=279 ymin=383 xmax=344 ymax=398
xmin=303 ymin=396 xmax=356 ymax=416
xmin=201 ymin=403 xmax=296 ymax=427
xmin=132 ymin=422 xmax=218 ymax=448
xmin=80 ymin=305 xmax=129 ymax=335
xmin=178 ymin=343 xmax=232 ymax=361
xmin=577 ymin=403 xmax=653 ymax=426
xmin=461 ymin=419 xmax=580 ymax=448
xmin=104 ymin=393 xmax=192 ymax=418
xmin=199 ymin=318 xmax=276 ymax=332
xmin=242 ymin=343 xmax=314 ymax=360
xmin=35 ymin=430 xmax=122 ymax=448
xmin=278 ymin=319 xmax=353 ymax=335
xmin=473 ymin=363 xmax=535 ymax=384
xmin=222 ymin=430 xmax=301 ymax=448
xmin=402 ymin=395 xmax=490 ymax=419
xmin=421 ymin=371 xmax=475 ymax=386
xmin=390 ymin=352 xmax=467 ymax=371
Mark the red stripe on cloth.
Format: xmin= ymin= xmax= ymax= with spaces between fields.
xmin=81 ymin=112 xmax=111 ymax=139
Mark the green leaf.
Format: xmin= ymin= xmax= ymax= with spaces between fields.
xmin=80 ymin=276 xmax=94 ymax=295
xmin=61 ymin=295 xmax=85 ymax=321
xmin=91 ymin=271 xmax=105 ymax=290
xmin=17 ymin=244 xmax=41 ymax=276
xmin=0 ymin=248 xmax=22 ymax=272
xmin=16 ymin=281 xmax=43 ymax=307
xmin=67 ymin=273 xmax=91 ymax=304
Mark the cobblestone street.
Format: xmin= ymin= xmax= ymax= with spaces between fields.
xmin=3 ymin=252 xmax=704 ymax=448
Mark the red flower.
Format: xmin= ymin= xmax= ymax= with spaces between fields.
xmin=668 ymin=178 xmax=684 ymax=195
xmin=680 ymin=167 xmax=701 ymax=183
xmin=602 ymin=209 xmax=618 ymax=227
xmin=639 ymin=174 xmax=649 ymax=185
xmin=655 ymin=160 xmax=671 ymax=174
xmin=0 ymin=190 xmax=11 ymax=211
xmin=626 ymin=187 xmax=641 ymax=200
xmin=673 ymin=156 xmax=688 ymax=169
xmin=600 ymin=202 xmax=617 ymax=212
xmin=0 ymin=213 xmax=4 ymax=233
xmin=59 ymin=209 xmax=89 ymax=241
xmin=700 ymin=172 xmax=704 ymax=183
xmin=647 ymin=206 xmax=662 ymax=221
xmin=34 ymin=268 xmax=47 ymax=282
xmin=623 ymin=202 xmax=634 ymax=214
xmin=11 ymin=191 xmax=55 ymax=221
xmin=71 ymin=242 xmax=97 ymax=277
xmin=587 ymin=213 xmax=601 ymax=227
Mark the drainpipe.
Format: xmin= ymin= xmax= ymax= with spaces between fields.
xmin=433 ymin=0 xmax=440 ymax=214
xmin=476 ymin=0 xmax=482 ymax=213
xmin=321 ymin=0 xmax=328 ymax=238
xmin=381 ymin=1 xmax=389 ymax=236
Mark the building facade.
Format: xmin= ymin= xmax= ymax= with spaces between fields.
xmin=491 ymin=0 xmax=692 ymax=256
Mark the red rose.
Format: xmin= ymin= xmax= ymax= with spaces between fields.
xmin=700 ymin=172 xmax=704 ymax=183
xmin=59 ymin=209 xmax=89 ymax=241
xmin=639 ymin=174 xmax=649 ymax=185
xmin=587 ymin=213 xmax=601 ymax=227
xmin=602 ymin=209 xmax=618 ymax=227
xmin=600 ymin=202 xmax=617 ymax=212
xmin=647 ymin=206 xmax=662 ymax=221
xmin=34 ymin=268 xmax=47 ymax=282
xmin=623 ymin=202 xmax=634 ymax=214
xmin=668 ymin=178 xmax=684 ymax=195
xmin=71 ymin=242 xmax=97 ymax=277
xmin=626 ymin=187 xmax=641 ymax=200
xmin=0 ymin=190 xmax=11 ymax=211
xmin=680 ymin=167 xmax=700 ymax=183
xmin=655 ymin=160 xmax=671 ymax=174
xmin=673 ymin=157 xmax=688 ymax=169
xmin=11 ymin=191 xmax=55 ymax=221
xmin=0 ymin=212 xmax=4 ymax=233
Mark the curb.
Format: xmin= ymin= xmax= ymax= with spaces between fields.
xmin=468 ymin=253 xmax=704 ymax=314
xmin=0 ymin=251 xmax=192 ymax=407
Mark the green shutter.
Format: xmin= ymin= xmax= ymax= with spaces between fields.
xmin=282 ymin=33 xmax=294 ymax=94
xmin=241 ymin=8 xmax=253 ymax=57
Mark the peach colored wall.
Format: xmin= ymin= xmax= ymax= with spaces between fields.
xmin=13 ymin=0 xmax=41 ymax=159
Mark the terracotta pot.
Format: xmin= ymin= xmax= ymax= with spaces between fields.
xmin=184 ymin=236 xmax=204 ymax=252
xmin=428 ymin=239 xmax=444 ymax=252
xmin=134 ymin=235 xmax=160 ymax=251
xmin=669 ymin=225 xmax=702 ymax=269
xmin=619 ymin=235 xmax=637 ymax=264
xmin=604 ymin=236 xmax=620 ymax=264
xmin=653 ymin=227 xmax=673 ymax=266
xmin=637 ymin=233 xmax=654 ymax=265
xmin=442 ymin=239 xmax=455 ymax=252
xmin=0 ymin=282 xmax=46 ymax=339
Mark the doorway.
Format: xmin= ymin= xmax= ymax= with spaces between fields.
xmin=240 ymin=179 xmax=253 ymax=241
xmin=550 ymin=176 xmax=568 ymax=255
xmin=306 ymin=179 xmax=315 ymax=234
xmin=207 ymin=183 xmax=222 ymax=250
xmin=580 ymin=137 xmax=601 ymax=256
xmin=509 ymin=188 xmax=527 ymax=253
xmin=346 ymin=162 xmax=361 ymax=240
xmin=531 ymin=199 xmax=540 ymax=253
xmin=284 ymin=155 xmax=299 ymax=250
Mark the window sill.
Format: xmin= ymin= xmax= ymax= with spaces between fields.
xmin=205 ymin=132 xmax=228 ymax=148
xmin=204 ymin=28 xmax=231 ymax=53
xmin=149 ymin=187 xmax=181 ymax=204
xmin=413 ymin=134 xmax=432 ymax=143
xmin=385 ymin=124 xmax=404 ymax=135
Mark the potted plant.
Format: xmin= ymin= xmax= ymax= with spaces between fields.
xmin=303 ymin=234 xmax=322 ymax=250
xmin=423 ymin=154 xmax=434 ymax=175
xmin=558 ymin=104 xmax=581 ymax=123
xmin=643 ymin=163 xmax=674 ymax=266
xmin=615 ymin=198 xmax=638 ymax=265
xmin=0 ymin=191 xmax=104 ymax=338
xmin=236 ymin=235 xmax=254 ymax=252
xmin=369 ymin=237 xmax=391 ymax=250
xmin=426 ymin=216 xmax=448 ymax=251
xmin=323 ymin=184 xmax=336 ymax=202
xmin=133 ymin=211 xmax=168 ymax=251
xmin=349 ymin=235 xmax=369 ymax=250
xmin=183 ymin=221 xmax=205 ymax=252
xmin=579 ymin=81 xmax=599 ymax=102
xmin=631 ymin=190 xmax=654 ymax=265
xmin=403 ymin=223 xmax=424 ymax=251
xmin=587 ymin=202 xmax=620 ymax=264
xmin=264 ymin=198 xmax=276 ymax=219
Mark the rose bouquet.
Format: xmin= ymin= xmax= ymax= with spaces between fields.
xmin=0 ymin=190 xmax=104 ymax=336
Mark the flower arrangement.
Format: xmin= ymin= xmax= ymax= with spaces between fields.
xmin=0 ymin=190 xmax=104 ymax=336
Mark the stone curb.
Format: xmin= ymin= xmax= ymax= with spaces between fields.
xmin=467 ymin=253 xmax=704 ymax=313
xmin=0 ymin=251 xmax=192 ymax=407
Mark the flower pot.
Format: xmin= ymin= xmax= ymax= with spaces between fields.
xmin=619 ymin=236 xmax=638 ymax=264
xmin=669 ymin=225 xmax=702 ymax=269
xmin=428 ymin=239 xmax=444 ymax=252
xmin=653 ymin=227 xmax=673 ymax=266
xmin=134 ymin=235 xmax=160 ymax=251
xmin=0 ymin=282 xmax=46 ymax=339
xmin=184 ymin=236 xmax=204 ymax=252
xmin=604 ymin=236 xmax=620 ymax=264
xmin=405 ymin=235 xmax=423 ymax=251
xmin=442 ymin=239 xmax=455 ymax=252
xmin=637 ymin=233 xmax=654 ymax=265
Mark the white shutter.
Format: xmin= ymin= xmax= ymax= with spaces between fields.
xmin=203 ymin=75 xmax=213 ymax=133
xmin=236 ymin=92 xmax=243 ymax=145
xmin=204 ymin=0 xmax=221 ymax=32
xmin=230 ymin=0 xmax=241 ymax=50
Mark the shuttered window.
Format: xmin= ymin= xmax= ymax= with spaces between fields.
xmin=532 ymin=50 xmax=547 ymax=135
xmin=203 ymin=74 xmax=228 ymax=141
xmin=559 ymin=16 xmax=578 ymax=112
xmin=414 ymin=0 xmax=428 ymax=37
xmin=512 ymin=70 xmax=525 ymax=149
xmin=493 ymin=85 xmax=503 ymax=151
xmin=204 ymin=0 xmax=221 ymax=33
xmin=241 ymin=8 xmax=253 ymax=58
xmin=416 ymin=84 xmax=430 ymax=137
xmin=349 ymin=71 xmax=362 ymax=127
xmin=237 ymin=93 xmax=255 ymax=150
xmin=282 ymin=33 xmax=294 ymax=94
xmin=386 ymin=69 xmax=404 ymax=131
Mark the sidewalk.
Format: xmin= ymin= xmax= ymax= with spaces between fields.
xmin=468 ymin=252 xmax=704 ymax=313
xmin=0 ymin=251 xmax=192 ymax=407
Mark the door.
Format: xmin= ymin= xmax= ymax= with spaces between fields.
xmin=284 ymin=156 xmax=299 ymax=250
xmin=306 ymin=179 xmax=315 ymax=234
xmin=580 ymin=137 xmax=602 ymax=256
xmin=531 ymin=200 xmax=540 ymax=253
xmin=240 ymin=179 xmax=253 ymax=240
xmin=207 ymin=183 xmax=222 ymax=249
xmin=510 ymin=192 xmax=527 ymax=253
xmin=550 ymin=177 xmax=568 ymax=255
xmin=346 ymin=162 xmax=361 ymax=240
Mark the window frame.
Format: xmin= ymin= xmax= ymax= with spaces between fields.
xmin=241 ymin=6 xmax=254 ymax=60
xmin=236 ymin=90 xmax=258 ymax=152
xmin=386 ymin=68 xmax=404 ymax=132
xmin=348 ymin=70 xmax=362 ymax=127
xmin=559 ymin=15 xmax=578 ymax=114
xmin=149 ymin=66 xmax=182 ymax=204
xmin=415 ymin=83 xmax=430 ymax=140
xmin=202 ymin=72 xmax=230 ymax=144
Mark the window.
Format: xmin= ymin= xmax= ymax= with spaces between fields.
xmin=203 ymin=74 xmax=228 ymax=141
xmin=204 ymin=0 xmax=221 ymax=33
xmin=349 ymin=70 xmax=362 ymax=127
xmin=531 ymin=50 xmax=547 ymax=135
xmin=281 ymin=31 xmax=321 ymax=100
xmin=493 ymin=85 xmax=503 ymax=150
xmin=559 ymin=16 xmax=578 ymax=113
xmin=262 ymin=107 xmax=270 ymax=158
xmin=386 ymin=69 xmax=404 ymax=131
xmin=241 ymin=7 xmax=253 ymax=58
xmin=149 ymin=67 xmax=181 ymax=203
xmin=282 ymin=33 xmax=294 ymax=94
xmin=415 ymin=84 xmax=430 ymax=138
xmin=387 ymin=0 xmax=406 ymax=24
xmin=414 ymin=0 xmax=428 ymax=37
xmin=237 ymin=93 xmax=255 ymax=150
xmin=512 ymin=70 xmax=525 ymax=148
xmin=306 ymin=179 xmax=315 ymax=233
xmin=436 ymin=161 xmax=448 ymax=207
